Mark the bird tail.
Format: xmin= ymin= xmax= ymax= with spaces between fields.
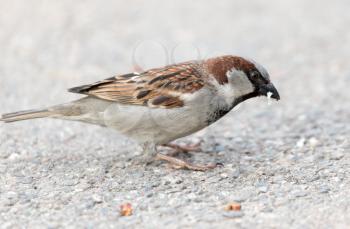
xmin=1 ymin=97 xmax=111 ymax=125
xmin=0 ymin=109 xmax=55 ymax=123
xmin=0 ymin=102 xmax=82 ymax=123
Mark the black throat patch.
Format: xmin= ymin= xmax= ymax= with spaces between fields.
xmin=206 ymin=91 xmax=259 ymax=125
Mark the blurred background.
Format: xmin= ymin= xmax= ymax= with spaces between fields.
xmin=0 ymin=0 xmax=349 ymax=228
xmin=1 ymin=0 xmax=349 ymax=108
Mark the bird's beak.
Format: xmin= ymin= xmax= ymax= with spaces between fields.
xmin=258 ymin=83 xmax=280 ymax=100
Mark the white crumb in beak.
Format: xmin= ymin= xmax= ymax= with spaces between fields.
xmin=267 ymin=92 xmax=273 ymax=105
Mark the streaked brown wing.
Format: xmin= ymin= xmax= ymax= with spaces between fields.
xmin=68 ymin=62 xmax=204 ymax=108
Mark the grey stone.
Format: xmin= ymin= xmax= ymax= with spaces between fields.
xmin=258 ymin=186 xmax=269 ymax=193
xmin=231 ymin=168 xmax=241 ymax=179
xmin=319 ymin=186 xmax=331 ymax=194
xmin=330 ymin=151 xmax=345 ymax=160
xmin=17 ymin=176 xmax=33 ymax=184
xmin=91 ymin=194 xmax=103 ymax=204
xmin=1 ymin=192 xmax=18 ymax=206
xmin=291 ymin=191 xmax=308 ymax=198
xmin=223 ymin=211 xmax=245 ymax=218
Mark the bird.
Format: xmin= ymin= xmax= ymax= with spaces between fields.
xmin=0 ymin=55 xmax=280 ymax=171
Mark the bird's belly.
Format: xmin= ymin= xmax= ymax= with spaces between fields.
xmin=102 ymin=104 xmax=209 ymax=144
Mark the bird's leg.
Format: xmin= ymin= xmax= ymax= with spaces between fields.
xmin=138 ymin=142 xmax=219 ymax=171
xmin=155 ymin=153 xmax=220 ymax=171
xmin=133 ymin=142 xmax=157 ymax=166
xmin=162 ymin=142 xmax=202 ymax=156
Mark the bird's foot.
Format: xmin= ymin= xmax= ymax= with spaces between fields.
xmin=156 ymin=153 xmax=222 ymax=171
xmin=131 ymin=153 xmax=157 ymax=167
xmin=162 ymin=142 xmax=202 ymax=156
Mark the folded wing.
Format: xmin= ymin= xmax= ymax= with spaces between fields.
xmin=68 ymin=62 xmax=204 ymax=109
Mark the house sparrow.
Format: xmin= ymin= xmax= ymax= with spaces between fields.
xmin=0 ymin=55 xmax=280 ymax=171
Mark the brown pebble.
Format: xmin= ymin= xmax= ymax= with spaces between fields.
xmin=120 ymin=203 xmax=133 ymax=216
xmin=225 ymin=202 xmax=241 ymax=211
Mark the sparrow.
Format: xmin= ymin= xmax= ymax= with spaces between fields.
xmin=0 ymin=55 xmax=280 ymax=171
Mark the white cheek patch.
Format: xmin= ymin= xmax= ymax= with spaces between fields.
xmin=209 ymin=68 xmax=255 ymax=106
xmin=209 ymin=76 xmax=236 ymax=105
xmin=226 ymin=68 xmax=254 ymax=97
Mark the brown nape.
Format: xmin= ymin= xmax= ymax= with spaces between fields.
xmin=204 ymin=55 xmax=255 ymax=85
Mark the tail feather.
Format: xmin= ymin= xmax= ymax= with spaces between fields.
xmin=0 ymin=109 xmax=53 ymax=123
xmin=1 ymin=97 xmax=112 ymax=125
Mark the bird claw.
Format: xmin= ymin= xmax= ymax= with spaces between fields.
xmin=156 ymin=153 xmax=222 ymax=171
xmin=162 ymin=142 xmax=202 ymax=156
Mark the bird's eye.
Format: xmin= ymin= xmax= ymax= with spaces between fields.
xmin=251 ymin=71 xmax=259 ymax=78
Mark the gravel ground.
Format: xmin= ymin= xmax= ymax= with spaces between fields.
xmin=1 ymin=0 xmax=350 ymax=228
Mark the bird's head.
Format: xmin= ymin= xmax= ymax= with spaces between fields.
xmin=205 ymin=55 xmax=280 ymax=104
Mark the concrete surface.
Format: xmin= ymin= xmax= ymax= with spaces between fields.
xmin=0 ymin=0 xmax=349 ymax=228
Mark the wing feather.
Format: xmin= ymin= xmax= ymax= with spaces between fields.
xmin=68 ymin=62 xmax=204 ymax=109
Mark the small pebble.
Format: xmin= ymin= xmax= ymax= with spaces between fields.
xmin=296 ymin=138 xmax=306 ymax=148
xmin=146 ymin=192 xmax=153 ymax=198
xmin=319 ymin=186 xmax=330 ymax=193
xmin=258 ymin=186 xmax=269 ymax=193
xmin=223 ymin=211 xmax=244 ymax=218
xmin=225 ymin=202 xmax=241 ymax=211
xmin=92 ymin=194 xmax=103 ymax=203
xmin=330 ymin=151 xmax=344 ymax=160
xmin=17 ymin=177 xmax=33 ymax=184
xmin=292 ymin=191 xmax=308 ymax=198
xmin=2 ymin=192 xmax=19 ymax=206
xmin=120 ymin=203 xmax=133 ymax=216
xmin=231 ymin=168 xmax=240 ymax=179
xmin=308 ymin=137 xmax=319 ymax=147
xmin=261 ymin=206 xmax=274 ymax=212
